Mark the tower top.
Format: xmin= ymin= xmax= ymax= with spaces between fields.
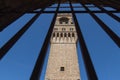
xmin=51 ymin=13 xmax=78 ymax=44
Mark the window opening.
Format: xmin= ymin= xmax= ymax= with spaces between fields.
xmin=57 ymin=33 xmax=59 ymax=37
xmin=68 ymin=33 xmax=71 ymax=37
xmin=64 ymin=33 xmax=67 ymax=37
xmin=53 ymin=33 xmax=55 ymax=37
xmin=71 ymin=22 xmax=73 ymax=24
xmin=60 ymin=67 xmax=64 ymax=71
xmin=72 ymin=33 xmax=75 ymax=37
xmin=61 ymin=33 xmax=63 ymax=37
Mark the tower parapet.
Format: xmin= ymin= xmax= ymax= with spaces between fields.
xmin=51 ymin=13 xmax=78 ymax=44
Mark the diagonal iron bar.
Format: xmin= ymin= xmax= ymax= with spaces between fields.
xmin=69 ymin=0 xmax=98 ymax=80
xmin=91 ymin=1 xmax=120 ymax=22
xmin=30 ymin=1 xmax=61 ymax=80
xmin=81 ymin=3 xmax=120 ymax=48
xmin=0 ymin=9 xmax=45 ymax=60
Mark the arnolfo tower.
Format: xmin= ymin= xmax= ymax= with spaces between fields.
xmin=45 ymin=13 xmax=80 ymax=80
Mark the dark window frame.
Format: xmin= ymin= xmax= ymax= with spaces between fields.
xmin=60 ymin=67 xmax=65 ymax=71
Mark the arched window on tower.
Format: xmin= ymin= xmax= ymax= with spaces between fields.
xmin=57 ymin=33 xmax=59 ymax=37
xmin=61 ymin=33 xmax=63 ymax=37
xmin=68 ymin=33 xmax=71 ymax=37
xmin=64 ymin=33 xmax=67 ymax=37
xmin=53 ymin=33 xmax=55 ymax=37
xmin=59 ymin=17 xmax=69 ymax=24
xmin=72 ymin=33 xmax=75 ymax=37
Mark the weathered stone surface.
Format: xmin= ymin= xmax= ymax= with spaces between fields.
xmin=45 ymin=13 xmax=81 ymax=80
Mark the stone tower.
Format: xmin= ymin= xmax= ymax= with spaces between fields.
xmin=45 ymin=13 xmax=80 ymax=80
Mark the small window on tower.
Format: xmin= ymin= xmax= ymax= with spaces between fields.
xmin=71 ymin=22 xmax=73 ymax=24
xmin=57 ymin=33 xmax=59 ymax=37
xmin=72 ymin=33 xmax=75 ymax=37
xmin=68 ymin=33 xmax=70 ymax=37
xmin=64 ymin=33 xmax=67 ymax=37
xmin=61 ymin=33 xmax=63 ymax=37
xmin=60 ymin=67 xmax=64 ymax=71
xmin=53 ymin=33 xmax=55 ymax=37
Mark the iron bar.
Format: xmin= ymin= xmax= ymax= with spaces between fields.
xmin=0 ymin=1 xmax=31 ymax=31
xmin=0 ymin=9 xmax=45 ymax=60
xmin=0 ymin=9 xmax=119 ymax=14
xmin=0 ymin=0 xmax=55 ymax=32
xmin=69 ymin=0 xmax=98 ymax=80
xmin=1 ymin=10 xmax=118 ymax=14
xmin=81 ymin=3 xmax=120 ymax=48
xmin=91 ymin=1 xmax=120 ymax=22
xmin=30 ymin=1 xmax=61 ymax=80
xmin=109 ymin=0 xmax=120 ymax=5
xmin=50 ymin=6 xmax=96 ymax=8
xmin=41 ymin=10 xmax=120 ymax=13
xmin=0 ymin=14 xmax=24 ymax=31
xmin=97 ymin=0 xmax=120 ymax=10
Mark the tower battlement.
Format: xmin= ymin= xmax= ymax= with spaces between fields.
xmin=51 ymin=13 xmax=78 ymax=44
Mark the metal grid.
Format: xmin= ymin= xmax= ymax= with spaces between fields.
xmin=0 ymin=0 xmax=120 ymax=80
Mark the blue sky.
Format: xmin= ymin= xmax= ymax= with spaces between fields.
xmin=0 ymin=3 xmax=120 ymax=80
